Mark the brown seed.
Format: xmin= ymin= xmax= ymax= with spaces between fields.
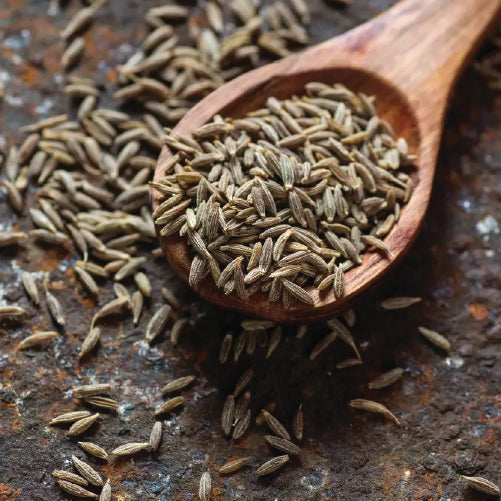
xmin=199 ymin=471 xmax=211 ymax=501
xmin=68 ymin=413 xmax=100 ymax=436
xmin=296 ymin=325 xmax=308 ymax=339
xmin=50 ymin=410 xmax=92 ymax=426
xmin=292 ymin=404 xmax=303 ymax=441
xmin=256 ymin=455 xmax=290 ymax=476
xmin=79 ymin=327 xmax=101 ymax=358
xmin=30 ymin=208 xmax=57 ymax=232
xmin=0 ymin=306 xmax=25 ymax=319
xmin=234 ymin=391 xmax=251 ymax=424
xmin=149 ymin=421 xmax=163 ymax=451
xmin=148 ymin=5 xmax=189 ymax=19
xmin=112 ymin=442 xmax=150 ymax=456
xmin=161 ymin=375 xmax=196 ymax=394
xmin=145 ymin=304 xmax=171 ymax=343
xmin=46 ymin=289 xmax=65 ymax=327
xmin=380 ymin=296 xmax=422 ymax=310
xmin=154 ymin=396 xmax=184 ymax=416
xmin=459 ymin=475 xmax=500 ymax=496
xmin=134 ymin=272 xmax=151 ymax=297
xmin=57 ymin=480 xmax=98 ymax=498
xmin=52 ymin=470 xmax=88 ymax=486
xmin=18 ymin=133 xmax=40 ymax=164
xmin=60 ymin=1 xmax=104 ymax=40
xmin=99 ymin=479 xmax=112 ymax=501
xmin=234 ymin=369 xmax=253 ymax=398
xmin=368 ymin=368 xmax=405 ymax=389
xmin=113 ymin=283 xmax=130 ymax=303
xmin=72 ymin=455 xmax=104 ymax=486
xmin=218 ymin=456 xmax=251 ymax=475
xmin=73 ymin=384 xmax=112 ymax=398
xmin=0 ymin=232 xmax=27 ymax=246
xmin=336 ymin=358 xmax=363 ymax=369
xmin=262 ymin=410 xmax=291 ymax=440
xmin=221 ymin=394 xmax=235 ymax=437
xmin=62 ymin=37 xmax=85 ymax=70
xmin=309 ymin=331 xmax=337 ymax=360
xmin=232 ymin=409 xmax=251 ymax=440
xmin=2 ymin=180 xmax=23 ymax=212
xmin=170 ymin=317 xmax=188 ymax=346
xmin=348 ymin=399 xmax=400 ymax=425
xmin=114 ymin=256 xmax=146 ymax=281
xmin=219 ymin=333 xmax=233 ymax=364
xmin=31 ymin=229 xmax=69 ymax=245
xmin=161 ymin=286 xmax=181 ymax=309
xmin=327 ymin=318 xmax=361 ymax=359
xmin=333 ymin=266 xmax=344 ymax=298
xmin=93 ymin=296 xmax=130 ymax=323
xmin=418 ymin=326 xmax=451 ymax=350
xmin=18 ymin=331 xmax=58 ymax=350
xmin=84 ymin=397 xmax=119 ymax=410
xmin=282 ymin=279 xmax=314 ymax=305
xmin=20 ymin=114 xmax=68 ymax=133
xmin=132 ymin=290 xmax=143 ymax=326
xmin=75 ymin=265 xmax=100 ymax=296
xmin=265 ymin=435 xmax=302 ymax=455
xmin=78 ymin=441 xmax=109 ymax=460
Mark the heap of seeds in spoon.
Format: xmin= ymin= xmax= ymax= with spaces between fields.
xmin=153 ymin=84 xmax=415 ymax=306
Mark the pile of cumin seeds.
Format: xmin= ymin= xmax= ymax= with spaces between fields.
xmin=153 ymin=84 xmax=415 ymax=306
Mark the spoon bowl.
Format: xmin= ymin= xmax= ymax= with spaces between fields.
xmin=153 ymin=0 xmax=500 ymax=322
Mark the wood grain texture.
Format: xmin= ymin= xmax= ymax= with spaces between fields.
xmin=153 ymin=0 xmax=501 ymax=323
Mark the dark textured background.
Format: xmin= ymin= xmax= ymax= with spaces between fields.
xmin=1 ymin=1 xmax=501 ymax=500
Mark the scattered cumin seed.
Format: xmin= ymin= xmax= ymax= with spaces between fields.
xmin=256 ymin=455 xmax=290 ymax=476
xmin=73 ymin=384 xmax=112 ymax=398
xmin=198 ymin=471 xmax=212 ymax=501
xmin=78 ymin=441 xmax=109 ymax=460
xmin=348 ymin=399 xmax=400 ymax=425
xmin=18 ymin=331 xmax=58 ymax=350
xmin=149 ymin=421 xmax=163 ymax=451
xmin=368 ymin=368 xmax=405 ymax=389
xmin=418 ymin=326 xmax=451 ymax=350
xmin=380 ymin=296 xmax=422 ymax=310
xmin=154 ymin=396 xmax=184 ymax=416
xmin=72 ymin=455 xmax=104 ymax=486
xmin=99 ymin=479 xmax=112 ymax=501
xmin=112 ymin=442 xmax=150 ymax=456
xmin=50 ymin=410 xmax=91 ymax=426
xmin=262 ymin=410 xmax=291 ymax=440
xmin=218 ymin=456 xmax=251 ymax=475
xmin=57 ymin=480 xmax=98 ymax=498
xmin=459 ymin=475 xmax=500 ymax=496
xmin=67 ymin=413 xmax=100 ymax=436
xmin=292 ymin=404 xmax=303 ymax=441
xmin=52 ymin=469 xmax=89 ymax=486
xmin=161 ymin=375 xmax=196 ymax=394
xmin=265 ymin=435 xmax=302 ymax=455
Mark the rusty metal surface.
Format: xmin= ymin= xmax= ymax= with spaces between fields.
xmin=1 ymin=1 xmax=501 ymax=500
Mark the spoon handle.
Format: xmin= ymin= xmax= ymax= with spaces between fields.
xmin=339 ymin=0 xmax=501 ymax=101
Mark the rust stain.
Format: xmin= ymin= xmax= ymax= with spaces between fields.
xmin=11 ymin=418 xmax=22 ymax=431
xmin=6 ymin=0 xmax=24 ymax=7
xmin=418 ymin=367 xmax=434 ymax=405
xmin=18 ymin=65 xmax=41 ymax=87
xmin=211 ymin=486 xmax=223 ymax=498
xmin=0 ymin=9 xmax=12 ymax=21
xmin=468 ymin=302 xmax=489 ymax=320
xmin=0 ymin=484 xmax=23 ymax=501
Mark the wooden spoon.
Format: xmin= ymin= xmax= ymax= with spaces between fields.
xmin=153 ymin=0 xmax=501 ymax=323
